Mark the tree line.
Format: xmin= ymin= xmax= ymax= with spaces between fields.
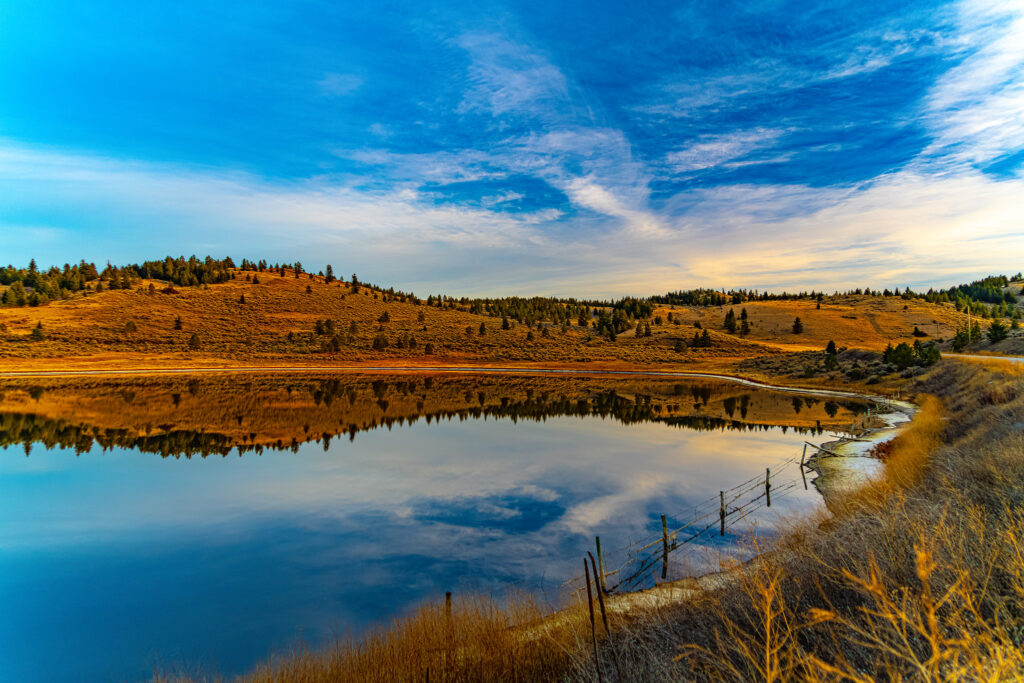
xmin=4 ymin=255 xmax=1020 ymax=329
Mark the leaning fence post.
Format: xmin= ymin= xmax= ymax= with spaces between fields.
xmin=801 ymin=443 xmax=807 ymax=467
xmin=661 ymin=514 xmax=669 ymax=580
xmin=595 ymin=536 xmax=607 ymax=593
xmin=765 ymin=467 xmax=771 ymax=507
xmin=720 ymin=491 xmax=726 ymax=536
xmin=584 ymin=559 xmax=605 ymax=683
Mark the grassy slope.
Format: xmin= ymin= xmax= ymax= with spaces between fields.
xmin=0 ymin=268 xmax=983 ymax=371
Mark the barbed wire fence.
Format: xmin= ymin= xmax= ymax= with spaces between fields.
xmin=564 ymin=422 xmax=880 ymax=597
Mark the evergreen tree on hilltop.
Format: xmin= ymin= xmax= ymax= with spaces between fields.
xmin=724 ymin=309 xmax=737 ymax=334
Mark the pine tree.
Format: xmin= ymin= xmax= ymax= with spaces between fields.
xmin=9 ymin=281 xmax=27 ymax=306
xmin=792 ymin=317 xmax=803 ymax=334
xmin=824 ymin=340 xmax=838 ymax=369
xmin=187 ymin=333 xmax=201 ymax=350
xmin=173 ymin=316 xmax=183 ymax=330
xmin=988 ymin=319 xmax=1009 ymax=343
xmin=724 ymin=309 xmax=737 ymax=334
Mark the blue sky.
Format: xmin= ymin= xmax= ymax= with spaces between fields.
xmin=1 ymin=0 xmax=1022 ymax=296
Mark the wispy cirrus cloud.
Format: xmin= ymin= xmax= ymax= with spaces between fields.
xmin=665 ymin=128 xmax=788 ymax=174
xmin=920 ymin=0 xmax=1024 ymax=170
xmin=456 ymin=32 xmax=569 ymax=121
xmin=317 ymin=72 xmax=364 ymax=96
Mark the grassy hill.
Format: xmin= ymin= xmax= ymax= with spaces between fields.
xmin=0 ymin=264 xmax=1012 ymax=371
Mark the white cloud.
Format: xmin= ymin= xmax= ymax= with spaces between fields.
xmin=4 ymin=139 xmax=1022 ymax=297
xmin=921 ymin=0 xmax=1024 ymax=168
xmin=317 ymin=72 xmax=363 ymax=96
xmin=666 ymin=128 xmax=787 ymax=173
xmin=456 ymin=32 xmax=569 ymax=120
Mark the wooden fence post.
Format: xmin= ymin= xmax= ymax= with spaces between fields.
xmin=765 ymin=467 xmax=771 ymax=507
xmin=661 ymin=514 xmax=669 ymax=580
xmin=595 ymin=536 xmax=607 ymax=593
xmin=720 ymin=491 xmax=726 ymax=536
xmin=584 ymin=559 xmax=605 ymax=683
xmin=801 ymin=443 xmax=807 ymax=467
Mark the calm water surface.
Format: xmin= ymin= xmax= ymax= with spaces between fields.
xmin=0 ymin=373 xmax=869 ymax=681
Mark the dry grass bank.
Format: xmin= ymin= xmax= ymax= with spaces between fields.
xmin=163 ymin=359 xmax=1024 ymax=682
xmin=219 ymin=594 xmax=587 ymax=683
xmin=573 ymin=359 xmax=1024 ymax=681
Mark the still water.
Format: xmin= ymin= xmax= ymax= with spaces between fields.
xmin=0 ymin=372 xmax=870 ymax=681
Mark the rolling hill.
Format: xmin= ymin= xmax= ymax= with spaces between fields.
xmin=0 ymin=263 xmax=1015 ymax=372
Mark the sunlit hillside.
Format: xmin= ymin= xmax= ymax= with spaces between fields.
xmin=0 ymin=264 xmax=1002 ymax=371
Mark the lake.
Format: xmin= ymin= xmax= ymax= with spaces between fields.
xmin=0 ymin=372 xmax=872 ymax=681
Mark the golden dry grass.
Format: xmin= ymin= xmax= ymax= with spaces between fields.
xmin=953 ymin=355 xmax=1024 ymax=376
xmin=653 ymin=295 xmax=971 ymax=352
xmin=0 ymin=269 xmax=983 ymax=372
xmin=0 ymin=269 xmax=772 ymax=369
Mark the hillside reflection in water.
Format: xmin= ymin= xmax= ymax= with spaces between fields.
xmin=0 ymin=373 xmax=870 ymax=682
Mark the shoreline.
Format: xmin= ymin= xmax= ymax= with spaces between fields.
xmin=0 ymin=362 xmax=897 ymax=402
xmin=806 ymin=396 xmax=917 ymax=509
xmin=594 ymin=390 xmax=917 ymax=613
